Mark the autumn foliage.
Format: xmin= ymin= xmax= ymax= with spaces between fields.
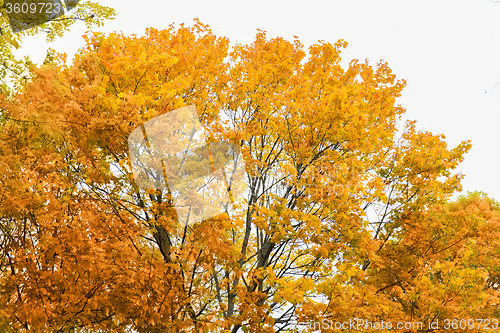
xmin=0 ymin=20 xmax=498 ymax=332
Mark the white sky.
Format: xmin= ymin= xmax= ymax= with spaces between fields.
xmin=12 ymin=0 xmax=500 ymax=202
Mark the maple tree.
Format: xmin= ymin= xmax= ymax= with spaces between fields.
xmin=0 ymin=20 xmax=498 ymax=332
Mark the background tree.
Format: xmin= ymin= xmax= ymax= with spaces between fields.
xmin=1 ymin=21 xmax=496 ymax=333
xmin=378 ymin=191 xmax=500 ymax=329
xmin=345 ymin=191 xmax=500 ymax=332
xmin=0 ymin=0 xmax=115 ymax=95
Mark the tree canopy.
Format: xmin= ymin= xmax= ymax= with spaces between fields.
xmin=0 ymin=20 xmax=498 ymax=333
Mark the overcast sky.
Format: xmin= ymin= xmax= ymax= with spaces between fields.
xmin=13 ymin=0 xmax=500 ymax=202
